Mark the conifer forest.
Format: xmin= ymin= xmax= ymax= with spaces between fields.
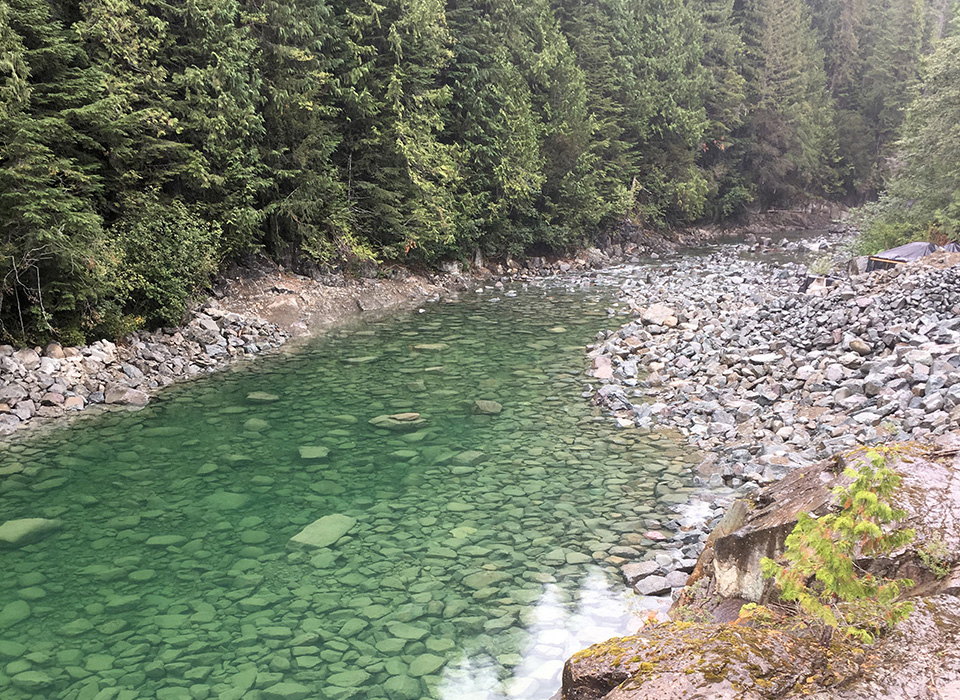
xmin=0 ymin=0 xmax=957 ymax=340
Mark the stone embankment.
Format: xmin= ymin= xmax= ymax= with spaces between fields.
xmin=588 ymin=239 xmax=960 ymax=483
xmin=0 ymin=305 xmax=288 ymax=436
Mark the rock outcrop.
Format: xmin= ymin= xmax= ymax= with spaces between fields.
xmin=562 ymin=594 xmax=960 ymax=699
xmin=560 ymin=435 xmax=960 ymax=699
xmin=689 ymin=435 xmax=960 ymax=605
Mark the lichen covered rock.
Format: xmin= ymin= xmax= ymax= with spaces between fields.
xmin=563 ymin=595 xmax=960 ymax=699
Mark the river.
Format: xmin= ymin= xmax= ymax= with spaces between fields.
xmin=0 ymin=267 xmax=702 ymax=700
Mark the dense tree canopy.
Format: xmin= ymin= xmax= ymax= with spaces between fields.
xmin=857 ymin=28 xmax=960 ymax=252
xmin=0 ymin=0 xmax=953 ymax=340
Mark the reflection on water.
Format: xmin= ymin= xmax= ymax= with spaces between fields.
xmin=441 ymin=568 xmax=645 ymax=699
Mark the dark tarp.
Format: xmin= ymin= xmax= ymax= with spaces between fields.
xmin=867 ymin=241 xmax=940 ymax=271
xmin=943 ymin=242 xmax=960 ymax=253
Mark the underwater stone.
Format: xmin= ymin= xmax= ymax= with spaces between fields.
xmin=247 ymin=392 xmax=280 ymax=403
xmin=0 ymin=639 xmax=26 ymax=659
xmin=327 ymin=669 xmax=370 ymax=687
xmin=288 ymin=514 xmax=356 ymax=550
xmin=243 ymin=417 xmax=269 ymax=432
xmin=262 ymin=682 xmax=310 ymax=700
xmin=384 ymin=674 xmax=422 ymax=700
xmin=10 ymin=670 xmax=54 ymax=692
xmin=0 ymin=518 xmax=62 ymax=548
xmin=298 ymin=445 xmax=329 ymax=460
xmin=388 ymin=623 xmax=429 ymax=641
xmin=409 ymin=653 xmax=445 ymax=677
xmin=203 ymin=491 xmax=249 ymax=510
xmin=0 ymin=601 xmax=30 ymax=630
xmin=462 ymin=571 xmax=509 ymax=590
xmin=472 ymin=400 xmax=502 ymax=415
xmin=145 ymin=535 xmax=187 ymax=547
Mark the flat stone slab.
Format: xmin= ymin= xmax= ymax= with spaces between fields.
xmin=298 ymin=445 xmax=330 ymax=460
xmin=246 ymin=391 xmax=279 ymax=403
xmin=262 ymin=682 xmax=310 ymax=700
xmin=409 ymin=653 xmax=445 ymax=677
xmin=288 ymin=514 xmax=356 ymax=550
xmin=462 ymin=570 xmax=509 ymax=590
xmin=621 ymin=560 xmax=660 ymax=585
xmin=634 ymin=575 xmax=671 ymax=596
xmin=203 ymin=491 xmax=249 ymax=510
xmin=0 ymin=601 xmax=30 ymax=629
xmin=0 ymin=518 xmax=62 ymax=549
xmin=145 ymin=535 xmax=187 ymax=547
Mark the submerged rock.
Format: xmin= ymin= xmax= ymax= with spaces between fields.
xmin=298 ymin=445 xmax=330 ymax=460
xmin=247 ymin=391 xmax=280 ymax=403
xmin=288 ymin=514 xmax=357 ymax=549
xmin=473 ymin=399 xmax=503 ymax=414
xmin=0 ymin=600 xmax=31 ymax=630
xmin=0 ymin=518 xmax=62 ymax=548
xmin=369 ymin=412 xmax=426 ymax=431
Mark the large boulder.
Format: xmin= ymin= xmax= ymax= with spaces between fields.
xmin=640 ymin=304 xmax=678 ymax=327
xmin=104 ymin=384 xmax=150 ymax=406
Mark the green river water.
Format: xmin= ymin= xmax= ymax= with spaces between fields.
xmin=0 ymin=271 xmax=701 ymax=700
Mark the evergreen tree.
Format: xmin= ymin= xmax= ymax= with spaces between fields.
xmin=0 ymin=0 xmax=109 ymax=339
xmin=860 ymin=32 xmax=960 ymax=247
xmin=859 ymin=0 xmax=925 ymax=185
xmin=331 ymin=0 xmax=462 ymax=260
xmin=735 ymin=0 xmax=838 ymax=205
xmin=696 ymin=0 xmax=750 ymax=218
xmin=247 ymin=0 xmax=355 ymax=262
xmin=556 ymin=0 xmax=709 ymax=228
xmin=443 ymin=0 xmax=546 ymax=254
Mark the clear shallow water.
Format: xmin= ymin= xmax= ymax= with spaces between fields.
xmin=0 ymin=273 xmax=699 ymax=700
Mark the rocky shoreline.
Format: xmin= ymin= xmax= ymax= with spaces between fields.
xmin=565 ymin=230 xmax=960 ymax=698
xmin=0 ymin=206 xmax=791 ymax=439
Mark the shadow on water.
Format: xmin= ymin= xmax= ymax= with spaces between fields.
xmin=0 ymin=273 xmax=700 ymax=700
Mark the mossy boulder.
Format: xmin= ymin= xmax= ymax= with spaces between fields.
xmin=563 ymin=596 xmax=960 ymax=699
xmin=562 ymin=622 xmax=863 ymax=700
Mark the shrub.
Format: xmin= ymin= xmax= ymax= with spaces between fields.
xmin=761 ymin=450 xmax=915 ymax=644
xmin=109 ymin=196 xmax=221 ymax=328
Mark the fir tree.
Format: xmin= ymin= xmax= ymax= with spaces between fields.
xmin=0 ymin=0 xmax=108 ymax=339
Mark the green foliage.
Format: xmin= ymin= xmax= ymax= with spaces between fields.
xmin=917 ymin=537 xmax=952 ymax=578
xmin=0 ymin=0 xmax=948 ymax=340
xmin=761 ymin=450 xmax=916 ymax=644
xmin=108 ymin=196 xmax=220 ymax=327
xmin=857 ymin=32 xmax=960 ymax=251
xmin=734 ymin=0 xmax=840 ymax=206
